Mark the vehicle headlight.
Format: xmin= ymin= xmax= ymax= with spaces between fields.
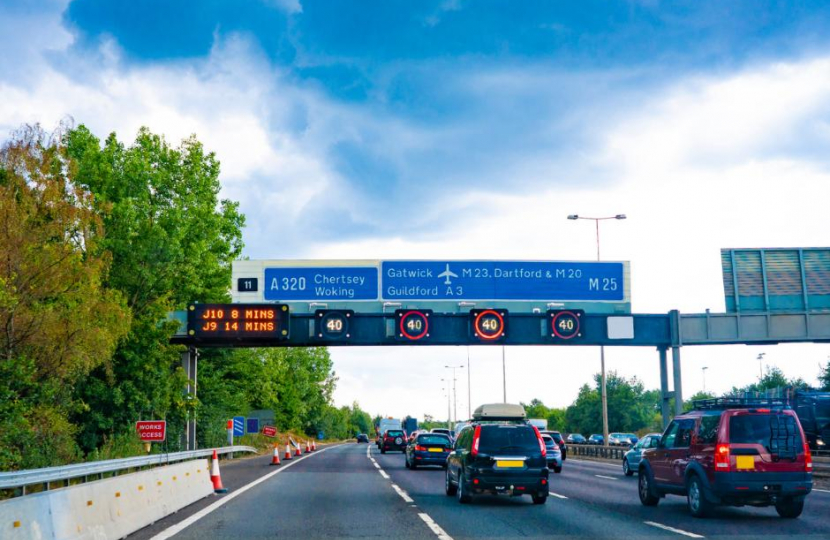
xmin=817 ymin=439 xmax=825 ymax=446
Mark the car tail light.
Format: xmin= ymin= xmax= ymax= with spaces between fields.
xmin=415 ymin=445 xmax=426 ymax=452
xmin=471 ymin=425 xmax=481 ymax=457
xmin=532 ymin=426 xmax=546 ymax=457
xmin=715 ymin=443 xmax=730 ymax=471
xmin=804 ymin=443 xmax=812 ymax=471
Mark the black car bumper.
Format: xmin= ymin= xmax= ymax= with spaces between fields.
xmin=709 ymin=472 xmax=812 ymax=505
xmin=412 ymin=451 xmax=450 ymax=465
xmin=467 ymin=468 xmax=549 ymax=495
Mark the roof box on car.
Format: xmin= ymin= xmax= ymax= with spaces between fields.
xmin=472 ymin=403 xmax=526 ymax=421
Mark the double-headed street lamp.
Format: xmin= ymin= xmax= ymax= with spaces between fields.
xmin=445 ymin=364 xmax=465 ymax=424
xmin=567 ymin=213 xmax=626 ymax=447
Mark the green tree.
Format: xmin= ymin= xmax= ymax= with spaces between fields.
xmin=63 ymin=125 xmax=245 ymax=452
xmin=820 ymin=360 xmax=830 ymax=391
xmin=564 ymin=372 xmax=653 ymax=435
xmin=0 ymin=125 xmax=130 ymax=469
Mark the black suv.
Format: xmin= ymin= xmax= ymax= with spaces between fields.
xmin=445 ymin=423 xmax=549 ymax=504
xmin=638 ymin=398 xmax=813 ymax=518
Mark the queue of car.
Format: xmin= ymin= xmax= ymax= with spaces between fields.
xmin=362 ymin=396 xmax=815 ymax=518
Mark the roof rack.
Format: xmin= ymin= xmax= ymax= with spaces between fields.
xmin=692 ymin=397 xmax=792 ymax=411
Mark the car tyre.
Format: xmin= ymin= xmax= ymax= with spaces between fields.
xmin=410 ymin=460 xmax=417 ymax=470
xmin=532 ymin=493 xmax=548 ymax=505
xmin=554 ymin=466 xmax=562 ymax=474
xmin=623 ymin=458 xmax=633 ymax=476
xmin=638 ymin=469 xmax=660 ymax=506
xmin=686 ymin=475 xmax=712 ymax=518
xmin=380 ymin=448 xmax=386 ymax=454
xmin=457 ymin=472 xmax=472 ymax=504
xmin=775 ymin=498 xmax=804 ymax=519
xmin=445 ymin=468 xmax=457 ymax=496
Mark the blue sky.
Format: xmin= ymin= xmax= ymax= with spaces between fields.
xmin=2 ymin=0 xmax=830 ymax=418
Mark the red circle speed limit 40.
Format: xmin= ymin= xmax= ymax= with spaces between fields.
xmin=471 ymin=309 xmax=507 ymax=342
xmin=396 ymin=310 xmax=431 ymax=341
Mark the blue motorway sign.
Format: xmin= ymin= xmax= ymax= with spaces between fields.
xmin=263 ymin=267 xmax=378 ymax=301
xmin=233 ymin=416 xmax=245 ymax=437
xmin=246 ymin=418 xmax=259 ymax=434
xmin=381 ymin=261 xmax=625 ymax=302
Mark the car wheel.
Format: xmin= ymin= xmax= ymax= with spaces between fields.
xmin=532 ymin=493 xmax=548 ymax=505
xmin=554 ymin=466 xmax=562 ymax=474
xmin=638 ymin=469 xmax=660 ymax=506
xmin=686 ymin=475 xmax=712 ymax=518
xmin=623 ymin=458 xmax=633 ymax=476
xmin=457 ymin=472 xmax=472 ymax=503
xmin=410 ymin=459 xmax=417 ymax=470
xmin=381 ymin=448 xmax=386 ymax=454
xmin=445 ymin=468 xmax=457 ymax=496
xmin=775 ymin=498 xmax=804 ymax=519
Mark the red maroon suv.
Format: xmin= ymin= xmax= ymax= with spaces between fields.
xmin=638 ymin=398 xmax=813 ymax=518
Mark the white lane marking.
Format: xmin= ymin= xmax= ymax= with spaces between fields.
xmin=548 ymin=491 xmax=568 ymax=499
xmin=814 ymin=488 xmax=830 ymax=493
xmin=391 ymin=483 xmax=414 ymax=503
xmin=373 ymin=462 xmax=381 ymax=469
xmin=595 ymin=474 xmax=618 ymax=480
xmin=379 ymin=470 xmax=390 ymax=479
xmin=419 ymin=513 xmax=454 ymax=540
xmin=568 ymin=458 xmax=621 ymax=469
xmin=149 ymin=444 xmax=342 ymax=540
xmin=644 ymin=521 xmax=704 ymax=538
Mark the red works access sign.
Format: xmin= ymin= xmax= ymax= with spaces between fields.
xmin=136 ymin=421 xmax=167 ymax=442
xmin=262 ymin=426 xmax=277 ymax=437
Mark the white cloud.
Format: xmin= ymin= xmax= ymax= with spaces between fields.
xmin=2 ymin=10 xmax=829 ymax=423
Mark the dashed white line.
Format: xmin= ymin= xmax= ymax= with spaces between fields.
xmin=548 ymin=491 xmax=568 ymax=499
xmin=644 ymin=521 xmax=704 ymax=538
xmin=373 ymin=462 xmax=380 ymax=469
xmin=594 ymin=474 xmax=618 ymax=480
xmin=379 ymin=470 xmax=390 ymax=479
xmin=391 ymin=483 xmax=415 ymax=503
xmin=814 ymin=488 xmax=830 ymax=493
xmin=419 ymin=513 xmax=454 ymax=540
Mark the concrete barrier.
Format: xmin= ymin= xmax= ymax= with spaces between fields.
xmin=0 ymin=459 xmax=213 ymax=539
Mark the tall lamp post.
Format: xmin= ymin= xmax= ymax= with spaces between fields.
xmin=702 ymin=366 xmax=709 ymax=393
xmin=567 ymin=213 xmax=626 ymax=447
xmin=441 ymin=381 xmax=451 ymax=429
xmin=757 ymin=352 xmax=766 ymax=380
xmin=445 ymin=364 xmax=464 ymax=424
xmin=466 ymin=347 xmax=472 ymax=419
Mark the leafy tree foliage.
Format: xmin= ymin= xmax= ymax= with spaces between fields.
xmin=0 ymin=125 xmax=130 ymax=469
xmin=564 ymin=372 xmax=653 ymax=435
xmin=820 ymin=361 xmax=830 ymax=391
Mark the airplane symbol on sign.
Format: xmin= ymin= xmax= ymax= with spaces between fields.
xmin=438 ymin=264 xmax=458 ymax=285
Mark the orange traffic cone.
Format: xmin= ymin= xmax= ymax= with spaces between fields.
xmin=210 ymin=450 xmax=228 ymax=493
xmin=294 ymin=444 xmax=302 ymax=457
xmin=312 ymin=440 xmax=317 ymax=451
xmin=305 ymin=440 xmax=311 ymax=454
xmin=285 ymin=444 xmax=292 ymax=460
xmin=270 ymin=444 xmax=281 ymax=466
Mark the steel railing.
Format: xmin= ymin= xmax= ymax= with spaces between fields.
xmin=0 ymin=446 xmax=256 ymax=495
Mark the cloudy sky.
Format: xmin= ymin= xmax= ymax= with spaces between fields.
xmin=3 ymin=0 xmax=830 ymax=423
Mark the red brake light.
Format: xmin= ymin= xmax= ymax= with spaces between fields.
xmin=415 ymin=445 xmax=426 ymax=452
xmin=715 ymin=443 xmax=730 ymax=472
xmin=804 ymin=443 xmax=812 ymax=471
xmin=532 ymin=426 xmax=546 ymax=457
xmin=471 ymin=425 xmax=481 ymax=457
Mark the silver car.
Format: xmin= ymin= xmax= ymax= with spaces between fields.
xmin=542 ymin=434 xmax=563 ymax=473
xmin=622 ymin=433 xmax=661 ymax=476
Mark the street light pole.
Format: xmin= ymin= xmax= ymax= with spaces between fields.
xmin=702 ymin=366 xmax=709 ymax=393
xmin=567 ymin=213 xmax=626 ymax=447
xmin=502 ymin=346 xmax=507 ymax=403
xmin=467 ymin=347 xmax=472 ymax=419
xmin=445 ymin=364 xmax=464 ymax=424
xmin=441 ymin=381 xmax=451 ymax=430
xmin=757 ymin=352 xmax=766 ymax=380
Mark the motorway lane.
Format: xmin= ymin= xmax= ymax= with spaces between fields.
xmin=558 ymin=458 xmax=830 ymax=539
xmin=373 ymin=447 xmax=668 ymax=539
xmin=374 ymin=448 xmax=830 ymax=540
xmin=161 ymin=443 xmax=439 ymax=540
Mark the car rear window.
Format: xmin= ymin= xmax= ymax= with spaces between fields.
xmin=386 ymin=430 xmax=404 ymax=437
xmin=479 ymin=425 xmax=539 ymax=453
xmin=550 ymin=433 xmax=563 ymax=442
xmin=729 ymin=414 xmax=803 ymax=454
xmin=418 ymin=435 xmax=450 ymax=445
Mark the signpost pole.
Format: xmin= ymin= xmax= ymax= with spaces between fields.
xmin=181 ymin=347 xmax=198 ymax=451
xmin=502 ymin=346 xmax=507 ymax=403
xmin=659 ymin=347 xmax=670 ymax=429
xmin=466 ymin=347 xmax=472 ymax=420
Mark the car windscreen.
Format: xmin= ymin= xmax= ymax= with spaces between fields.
xmin=729 ymin=414 xmax=803 ymax=454
xmin=418 ymin=435 xmax=450 ymax=446
xmin=478 ymin=425 xmax=539 ymax=453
